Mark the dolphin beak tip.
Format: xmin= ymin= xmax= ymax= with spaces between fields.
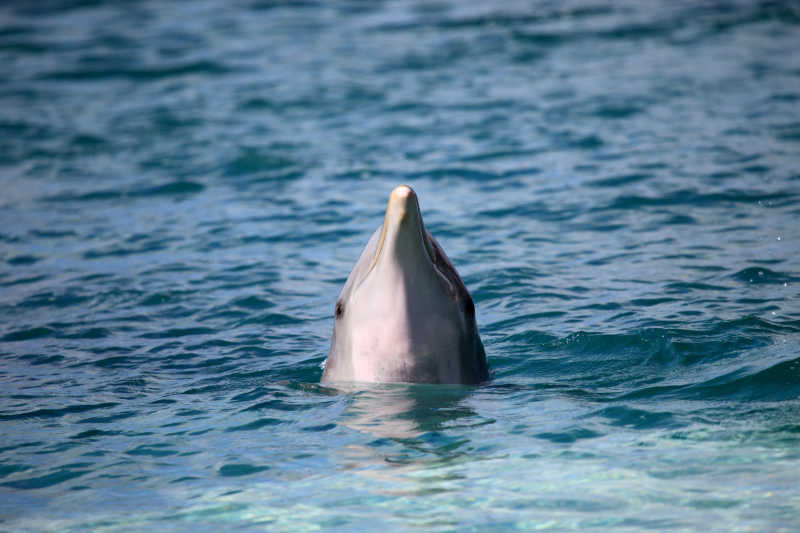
xmin=390 ymin=184 xmax=415 ymax=204
xmin=386 ymin=185 xmax=418 ymax=222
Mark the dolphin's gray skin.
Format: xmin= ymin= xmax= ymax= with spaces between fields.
xmin=322 ymin=185 xmax=489 ymax=385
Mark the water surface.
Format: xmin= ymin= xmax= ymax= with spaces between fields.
xmin=1 ymin=0 xmax=799 ymax=531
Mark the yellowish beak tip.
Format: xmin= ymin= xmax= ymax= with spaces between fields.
xmin=390 ymin=185 xmax=415 ymax=202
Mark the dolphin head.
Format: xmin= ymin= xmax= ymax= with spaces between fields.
xmin=322 ymin=185 xmax=488 ymax=385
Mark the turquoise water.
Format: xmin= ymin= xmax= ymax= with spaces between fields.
xmin=1 ymin=0 xmax=799 ymax=530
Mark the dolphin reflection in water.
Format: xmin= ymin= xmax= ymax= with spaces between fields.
xmin=322 ymin=185 xmax=489 ymax=385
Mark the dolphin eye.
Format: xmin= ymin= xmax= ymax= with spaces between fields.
xmin=335 ymin=301 xmax=344 ymax=319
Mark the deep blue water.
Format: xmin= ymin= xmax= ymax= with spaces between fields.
xmin=1 ymin=0 xmax=799 ymax=530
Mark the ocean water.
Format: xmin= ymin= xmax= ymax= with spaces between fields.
xmin=1 ymin=0 xmax=799 ymax=530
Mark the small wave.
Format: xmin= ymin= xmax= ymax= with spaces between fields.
xmin=587 ymin=173 xmax=652 ymax=188
xmin=503 ymin=316 xmax=792 ymax=396
xmin=136 ymin=181 xmax=205 ymax=197
xmin=126 ymin=444 xmax=178 ymax=458
xmin=241 ymin=397 xmax=309 ymax=413
xmin=223 ymin=147 xmax=299 ymax=177
xmin=408 ymin=167 xmax=502 ymax=181
xmin=630 ymin=297 xmax=678 ymax=307
xmin=731 ymin=267 xmax=797 ymax=285
xmin=590 ymin=405 xmax=684 ymax=430
xmin=0 ymin=463 xmax=31 ymax=478
xmin=139 ymin=291 xmax=192 ymax=307
xmin=139 ymin=327 xmax=216 ymax=339
xmin=80 ymin=355 xmax=137 ymax=369
xmin=77 ymin=410 xmax=137 ymax=425
xmin=603 ymin=189 xmax=796 ymax=210
xmin=60 ymin=327 xmax=111 ymax=339
xmin=773 ymin=122 xmax=800 ymax=142
xmin=1 ymin=468 xmax=89 ymax=490
xmin=29 ymin=229 xmax=77 ymax=239
xmin=0 ymin=274 xmax=49 ymax=287
xmin=7 ymin=254 xmax=41 ymax=265
xmin=2 ymin=326 xmax=54 ymax=341
xmin=236 ymin=312 xmax=303 ymax=327
xmin=535 ymin=426 xmax=602 ymax=443
xmin=665 ymin=281 xmax=729 ymax=293
xmin=686 ymin=356 xmax=800 ymax=401
xmin=82 ymin=239 xmax=175 ymax=259
xmin=41 ymin=181 xmax=205 ymax=203
xmin=69 ymin=429 xmax=116 ymax=440
xmin=230 ymin=295 xmax=276 ymax=310
xmin=0 ymin=402 xmax=119 ymax=421
xmin=217 ymin=463 xmax=270 ymax=477
xmin=40 ymin=61 xmax=236 ymax=82
xmin=225 ymin=418 xmax=282 ymax=432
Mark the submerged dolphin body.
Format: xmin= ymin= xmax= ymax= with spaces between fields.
xmin=322 ymin=185 xmax=489 ymax=385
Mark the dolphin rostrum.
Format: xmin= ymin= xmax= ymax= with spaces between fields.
xmin=322 ymin=185 xmax=489 ymax=385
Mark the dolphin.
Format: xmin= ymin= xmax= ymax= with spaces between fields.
xmin=322 ymin=185 xmax=489 ymax=385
